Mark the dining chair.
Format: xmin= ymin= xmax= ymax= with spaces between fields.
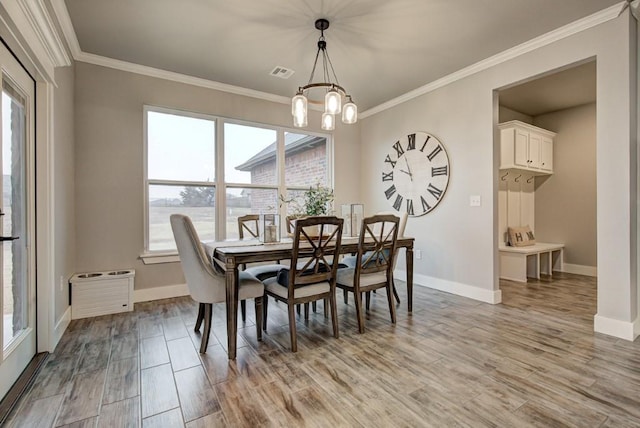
xmin=170 ymin=214 xmax=264 ymax=353
xmin=336 ymin=214 xmax=399 ymax=333
xmin=262 ymin=216 xmax=344 ymax=352
xmin=237 ymin=214 xmax=287 ymax=322
xmin=342 ymin=211 xmax=407 ymax=305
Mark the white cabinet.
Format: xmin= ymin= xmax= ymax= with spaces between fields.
xmin=499 ymin=121 xmax=556 ymax=175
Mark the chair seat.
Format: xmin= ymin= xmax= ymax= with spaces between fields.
xmin=264 ymin=277 xmax=330 ymax=299
xmin=238 ymin=271 xmax=265 ymax=300
xmin=336 ymin=267 xmax=388 ymax=288
xmin=244 ymin=264 xmax=288 ymax=281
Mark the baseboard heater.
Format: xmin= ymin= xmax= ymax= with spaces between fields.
xmin=70 ymin=269 xmax=135 ymax=319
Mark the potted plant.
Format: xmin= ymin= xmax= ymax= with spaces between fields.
xmin=280 ymin=183 xmax=334 ymax=235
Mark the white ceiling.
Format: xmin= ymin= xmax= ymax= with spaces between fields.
xmin=62 ymin=0 xmax=621 ymax=112
xmin=499 ymin=60 xmax=597 ymax=116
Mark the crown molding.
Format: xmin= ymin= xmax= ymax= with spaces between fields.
xmin=74 ymin=50 xmax=292 ymax=105
xmin=50 ymin=0 xmax=81 ymax=57
xmin=48 ymin=0 xmax=624 ymax=116
xmin=359 ymin=1 xmax=624 ymax=119
xmin=15 ymin=0 xmax=70 ymax=67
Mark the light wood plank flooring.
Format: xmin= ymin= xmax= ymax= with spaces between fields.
xmin=7 ymin=272 xmax=640 ymax=427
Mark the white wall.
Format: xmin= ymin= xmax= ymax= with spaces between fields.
xmin=362 ymin=13 xmax=638 ymax=338
xmin=534 ymin=103 xmax=597 ymax=270
xmin=74 ymin=62 xmax=361 ymax=290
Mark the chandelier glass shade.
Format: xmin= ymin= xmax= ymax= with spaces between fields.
xmin=292 ymin=19 xmax=357 ymax=129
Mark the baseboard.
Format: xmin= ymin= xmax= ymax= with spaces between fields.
xmin=394 ymin=269 xmax=502 ymax=304
xmin=562 ymin=263 xmax=597 ymax=277
xmin=594 ymin=314 xmax=639 ymax=341
xmin=53 ymin=306 xmax=71 ymax=350
xmin=133 ymin=283 xmax=189 ymax=303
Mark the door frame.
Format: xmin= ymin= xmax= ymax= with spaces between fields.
xmin=0 ymin=2 xmax=68 ymax=353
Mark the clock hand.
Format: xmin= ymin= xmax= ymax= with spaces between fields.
xmin=404 ymin=157 xmax=413 ymax=181
xmin=398 ymin=169 xmax=412 ymax=176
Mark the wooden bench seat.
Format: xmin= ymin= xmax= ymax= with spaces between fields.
xmin=499 ymin=242 xmax=564 ymax=282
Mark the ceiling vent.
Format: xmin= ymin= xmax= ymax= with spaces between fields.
xmin=270 ymin=66 xmax=294 ymax=79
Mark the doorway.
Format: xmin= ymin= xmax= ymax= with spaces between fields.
xmin=0 ymin=42 xmax=36 ymax=400
xmin=496 ymin=60 xmax=597 ymax=319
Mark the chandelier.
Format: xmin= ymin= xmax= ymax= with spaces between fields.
xmin=291 ymin=18 xmax=357 ymax=130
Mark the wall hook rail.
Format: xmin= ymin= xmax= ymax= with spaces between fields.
xmin=500 ymin=172 xmax=509 ymax=181
xmin=514 ymin=174 xmax=521 ymax=182
xmin=527 ymin=176 xmax=534 ymax=183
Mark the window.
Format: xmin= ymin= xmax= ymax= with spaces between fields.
xmin=144 ymin=107 xmax=331 ymax=256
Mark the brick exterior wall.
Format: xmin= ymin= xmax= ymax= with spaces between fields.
xmin=249 ymin=144 xmax=327 ymax=210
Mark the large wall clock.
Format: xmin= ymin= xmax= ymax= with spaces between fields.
xmin=381 ymin=131 xmax=450 ymax=217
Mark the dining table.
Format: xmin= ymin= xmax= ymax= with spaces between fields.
xmin=204 ymin=235 xmax=415 ymax=360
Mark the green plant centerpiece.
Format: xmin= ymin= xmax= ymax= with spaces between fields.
xmin=280 ymin=184 xmax=334 ymax=235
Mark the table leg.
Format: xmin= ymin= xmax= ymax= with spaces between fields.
xmin=406 ymin=247 xmax=413 ymax=313
xmin=226 ymin=261 xmax=239 ymax=360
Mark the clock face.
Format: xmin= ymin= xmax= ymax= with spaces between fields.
xmin=381 ymin=132 xmax=450 ymax=217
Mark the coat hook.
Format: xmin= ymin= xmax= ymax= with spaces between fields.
xmin=500 ymin=172 xmax=509 ymax=181
xmin=514 ymin=174 xmax=521 ymax=182
xmin=527 ymin=176 xmax=534 ymax=183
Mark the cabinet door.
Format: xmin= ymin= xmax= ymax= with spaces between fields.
xmin=514 ymin=128 xmax=529 ymax=168
xmin=540 ymin=136 xmax=553 ymax=171
xmin=528 ymin=132 xmax=541 ymax=169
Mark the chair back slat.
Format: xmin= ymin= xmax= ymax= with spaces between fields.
xmin=238 ymin=214 xmax=260 ymax=239
xmin=289 ymin=216 xmax=344 ymax=296
xmin=357 ymin=214 xmax=399 ymax=276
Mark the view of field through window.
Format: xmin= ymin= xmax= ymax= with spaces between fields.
xmin=146 ymin=109 xmax=328 ymax=251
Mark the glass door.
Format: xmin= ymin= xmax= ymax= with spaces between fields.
xmin=0 ymin=42 xmax=36 ymax=400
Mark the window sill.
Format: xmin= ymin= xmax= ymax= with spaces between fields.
xmin=140 ymin=252 xmax=180 ymax=265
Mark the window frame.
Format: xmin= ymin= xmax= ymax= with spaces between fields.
xmin=141 ymin=105 xmax=333 ymax=263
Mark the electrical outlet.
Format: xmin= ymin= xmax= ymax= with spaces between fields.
xmin=415 ymin=249 xmax=422 ymax=260
xmin=470 ymin=195 xmax=481 ymax=207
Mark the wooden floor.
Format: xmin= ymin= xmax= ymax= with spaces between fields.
xmin=6 ymin=272 xmax=640 ymax=427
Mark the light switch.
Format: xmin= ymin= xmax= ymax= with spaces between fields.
xmin=470 ymin=195 xmax=481 ymax=207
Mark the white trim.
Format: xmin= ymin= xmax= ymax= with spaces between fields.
xmin=394 ymin=269 xmax=502 ymax=304
xmin=35 ymin=81 xmax=56 ymax=353
xmin=53 ymin=306 xmax=71 ymax=350
xmin=50 ymin=1 xmax=621 ymax=118
xmin=360 ymin=2 xmax=623 ymax=119
xmin=16 ymin=0 xmax=70 ymax=67
xmin=77 ymin=50 xmax=290 ymax=106
xmin=140 ymin=252 xmax=180 ymax=265
xmin=49 ymin=0 xmax=81 ymax=57
xmin=594 ymin=314 xmax=639 ymax=341
xmin=562 ymin=263 xmax=597 ymax=277
xmin=134 ymin=283 xmax=189 ymax=303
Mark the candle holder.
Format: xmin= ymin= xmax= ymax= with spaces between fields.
xmin=260 ymin=214 xmax=281 ymax=244
xmin=341 ymin=204 xmax=364 ymax=237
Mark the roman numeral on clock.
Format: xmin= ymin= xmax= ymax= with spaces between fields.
xmin=427 ymin=183 xmax=443 ymax=200
xmin=432 ymin=166 xmax=448 ymax=176
xmin=384 ymin=184 xmax=397 ymax=200
xmin=392 ymin=194 xmax=403 ymax=211
xmin=384 ymin=154 xmax=397 ymax=169
xmin=419 ymin=135 xmax=431 ymax=152
xmin=382 ymin=171 xmax=393 ymax=181
xmin=393 ymin=141 xmax=404 ymax=158
xmin=420 ymin=196 xmax=431 ymax=213
xmin=427 ymin=145 xmax=443 ymax=161
xmin=407 ymin=133 xmax=416 ymax=150
xmin=406 ymin=198 xmax=414 ymax=215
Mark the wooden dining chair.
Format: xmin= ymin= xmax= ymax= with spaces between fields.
xmin=170 ymin=214 xmax=264 ymax=353
xmin=262 ymin=216 xmax=344 ymax=352
xmin=342 ymin=211 xmax=407 ymax=306
xmin=237 ymin=214 xmax=287 ymax=322
xmin=336 ymin=214 xmax=399 ymax=333
xmin=238 ymin=214 xmax=259 ymax=240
